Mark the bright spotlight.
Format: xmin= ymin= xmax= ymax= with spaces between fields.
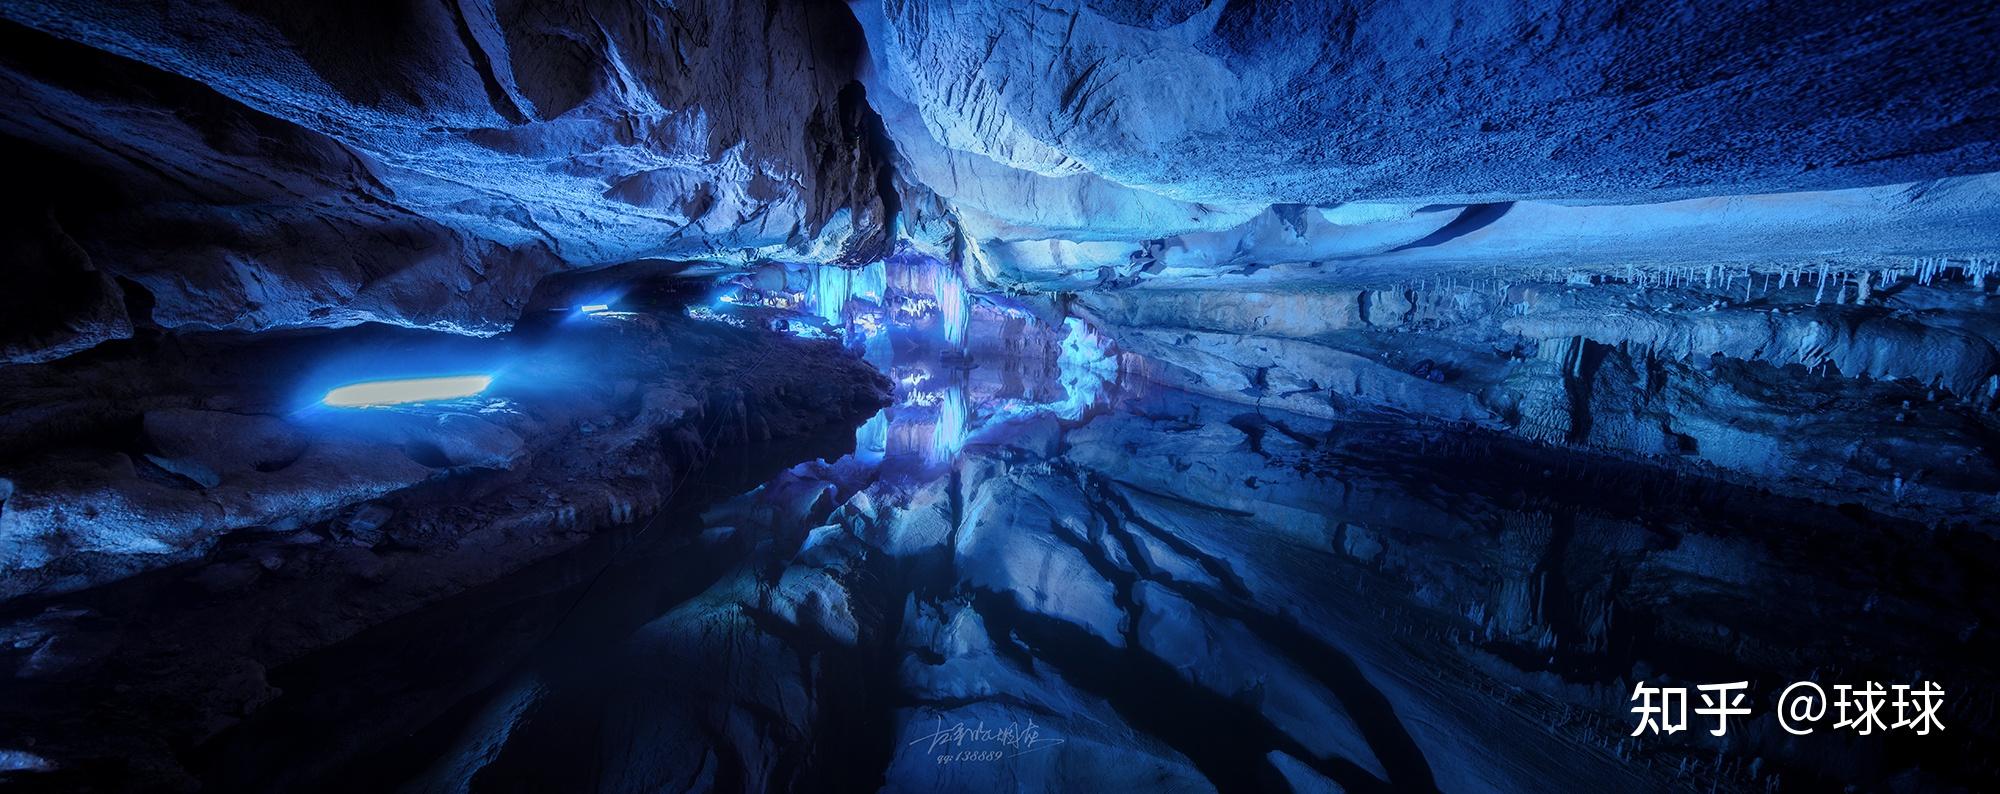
xmin=322 ymin=374 xmax=494 ymax=408
xmin=579 ymin=303 xmax=612 ymax=313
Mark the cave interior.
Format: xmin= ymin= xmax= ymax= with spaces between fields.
xmin=1 ymin=1 xmax=1999 ymax=792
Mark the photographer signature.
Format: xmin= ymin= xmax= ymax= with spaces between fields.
xmin=909 ymin=713 xmax=1066 ymax=762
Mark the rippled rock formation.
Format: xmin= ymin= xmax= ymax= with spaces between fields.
xmin=1 ymin=0 xmax=897 ymax=357
xmin=859 ymin=0 xmax=2000 ymax=237
xmin=1083 ymin=272 xmax=2000 ymax=519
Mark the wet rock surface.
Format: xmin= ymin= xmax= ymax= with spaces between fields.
xmin=0 ymin=2 xmax=1997 ymax=792
xmin=0 ymin=290 xmax=890 ymax=603
xmin=1085 ymin=273 xmax=2000 ymax=522
xmin=6 ymin=312 xmax=1991 ymax=791
xmin=0 ymin=294 xmax=893 ymax=789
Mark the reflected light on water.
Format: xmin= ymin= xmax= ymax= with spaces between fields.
xmin=929 ymin=386 xmax=968 ymax=463
xmin=322 ymin=374 xmax=494 ymax=408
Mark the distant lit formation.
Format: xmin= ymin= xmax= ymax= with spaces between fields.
xmin=321 ymin=374 xmax=494 ymax=407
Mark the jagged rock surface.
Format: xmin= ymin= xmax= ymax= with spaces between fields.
xmin=1083 ymin=275 xmax=2000 ymax=519
xmin=0 ymin=304 xmax=890 ymax=602
xmin=0 ymin=0 xmax=895 ymax=362
xmin=1 ymin=3 xmax=1998 ymax=792
xmin=861 ymin=0 xmax=2000 ymax=222
xmin=45 ymin=394 xmax=1980 ymax=792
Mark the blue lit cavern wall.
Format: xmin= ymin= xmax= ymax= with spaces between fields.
xmin=1 ymin=1 xmax=1999 ymax=792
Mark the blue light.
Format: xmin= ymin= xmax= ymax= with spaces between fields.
xmin=929 ymin=386 xmax=968 ymax=463
xmin=578 ymin=303 xmax=612 ymax=313
xmin=321 ymin=374 xmax=494 ymax=407
xmin=936 ymin=264 xmax=969 ymax=347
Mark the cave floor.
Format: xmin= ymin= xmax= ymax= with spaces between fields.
xmin=2 ymin=332 xmax=1997 ymax=793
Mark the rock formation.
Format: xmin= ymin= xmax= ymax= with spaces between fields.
xmin=1 ymin=1 xmax=1997 ymax=792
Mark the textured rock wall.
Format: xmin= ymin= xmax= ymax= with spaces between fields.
xmin=1080 ymin=273 xmax=2000 ymax=519
xmin=964 ymin=176 xmax=2000 ymax=291
xmin=0 ymin=310 xmax=890 ymax=602
xmin=854 ymin=0 xmax=2000 ymax=297
xmin=7 ymin=0 xmax=1998 ymax=361
xmin=862 ymin=0 xmax=2000 ymax=214
xmin=0 ymin=0 xmax=896 ymax=362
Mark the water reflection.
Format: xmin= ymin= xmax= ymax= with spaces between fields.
xmin=702 ymin=250 xmax=1125 ymax=471
xmin=168 ymin=259 xmax=2000 ymax=792
xmin=865 ymin=301 xmax=1118 ymax=470
xmin=858 ymin=316 xmax=1116 ymax=474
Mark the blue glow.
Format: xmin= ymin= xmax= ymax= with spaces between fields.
xmin=936 ymin=264 xmax=969 ymax=347
xmin=578 ymin=303 xmax=611 ymax=313
xmin=809 ymin=262 xmax=888 ymax=324
xmin=785 ymin=322 xmax=839 ymax=340
xmin=853 ymin=409 xmax=889 ymax=465
xmin=973 ymin=317 xmax=1117 ymax=428
xmin=322 ymin=374 xmax=494 ymax=407
xmin=1051 ymin=318 xmax=1117 ymax=420
xmin=685 ymin=305 xmax=747 ymax=327
xmin=929 ymin=386 xmax=968 ymax=463
xmin=809 ymin=264 xmax=847 ymax=323
xmin=895 ymin=365 xmax=933 ymax=390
